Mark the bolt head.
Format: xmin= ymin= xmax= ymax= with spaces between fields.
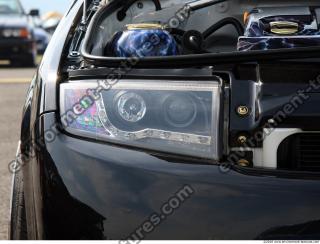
xmin=238 ymin=159 xmax=250 ymax=167
xmin=237 ymin=106 xmax=250 ymax=116
xmin=237 ymin=135 xmax=247 ymax=144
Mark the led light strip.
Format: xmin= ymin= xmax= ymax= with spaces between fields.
xmin=96 ymin=97 xmax=212 ymax=146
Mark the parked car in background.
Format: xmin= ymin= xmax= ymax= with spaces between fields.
xmin=0 ymin=0 xmax=39 ymax=66
xmin=41 ymin=11 xmax=62 ymax=35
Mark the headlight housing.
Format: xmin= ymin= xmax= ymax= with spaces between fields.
xmin=2 ymin=28 xmax=30 ymax=38
xmin=60 ymin=79 xmax=222 ymax=160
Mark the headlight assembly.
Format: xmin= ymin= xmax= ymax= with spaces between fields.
xmin=60 ymin=79 xmax=222 ymax=160
xmin=2 ymin=28 xmax=30 ymax=38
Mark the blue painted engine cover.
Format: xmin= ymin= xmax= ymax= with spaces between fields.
xmin=238 ymin=7 xmax=320 ymax=51
xmin=110 ymin=25 xmax=179 ymax=58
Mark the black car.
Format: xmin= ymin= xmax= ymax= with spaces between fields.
xmin=9 ymin=0 xmax=320 ymax=240
xmin=0 ymin=0 xmax=39 ymax=66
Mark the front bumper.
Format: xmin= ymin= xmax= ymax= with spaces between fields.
xmin=23 ymin=112 xmax=320 ymax=240
xmin=0 ymin=39 xmax=35 ymax=59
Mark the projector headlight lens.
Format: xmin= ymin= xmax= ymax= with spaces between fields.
xmin=117 ymin=92 xmax=147 ymax=123
xmin=163 ymin=94 xmax=197 ymax=128
xmin=60 ymin=79 xmax=221 ymax=160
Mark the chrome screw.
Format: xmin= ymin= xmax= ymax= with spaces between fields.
xmin=237 ymin=135 xmax=247 ymax=145
xmin=237 ymin=106 xmax=250 ymax=116
xmin=237 ymin=159 xmax=250 ymax=167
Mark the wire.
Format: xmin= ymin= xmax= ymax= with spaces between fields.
xmin=202 ymin=17 xmax=244 ymax=39
xmin=117 ymin=0 xmax=162 ymax=21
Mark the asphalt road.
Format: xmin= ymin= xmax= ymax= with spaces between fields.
xmin=0 ymin=65 xmax=34 ymax=239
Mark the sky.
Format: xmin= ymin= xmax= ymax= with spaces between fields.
xmin=20 ymin=0 xmax=73 ymax=15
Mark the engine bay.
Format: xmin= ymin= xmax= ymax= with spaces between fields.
xmin=84 ymin=0 xmax=320 ymax=58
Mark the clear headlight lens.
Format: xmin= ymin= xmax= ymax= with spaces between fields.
xmin=60 ymin=79 xmax=221 ymax=159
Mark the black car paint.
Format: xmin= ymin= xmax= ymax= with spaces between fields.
xmin=22 ymin=111 xmax=320 ymax=239
xmin=17 ymin=0 xmax=320 ymax=240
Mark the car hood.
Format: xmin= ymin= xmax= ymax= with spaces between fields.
xmin=0 ymin=14 xmax=28 ymax=28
